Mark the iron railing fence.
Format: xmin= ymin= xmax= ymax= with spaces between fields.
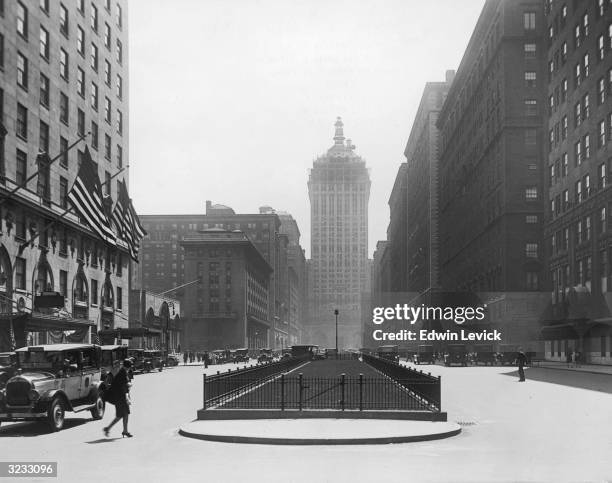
xmin=202 ymin=356 xmax=307 ymax=409
xmin=323 ymin=352 xmax=360 ymax=361
xmin=208 ymin=373 xmax=438 ymax=411
xmin=362 ymin=353 xmax=441 ymax=411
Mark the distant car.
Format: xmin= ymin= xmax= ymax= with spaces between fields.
xmin=0 ymin=352 xmax=17 ymax=389
xmin=0 ymin=344 xmax=106 ymax=431
xmin=257 ymin=348 xmax=274 ymax=363
xmin=232 ymin=348 xmax=250 ymax=363
xmin=143 ymin=350 xmax=163 ymax=372
xmin=473 ymin=345 xmax=497 ymax=365
xmin=313 ymin=348 xmax=327 ymax=360
xmin=165 ymin=354 xmax=180 ymax=367
xmin=127 ymin=348 xmax=146 ymax=373
xmin=496 ymin=345 xmax=518 ymax=365
xmin=377 ymin=345 xmax=400 ymax=363
xmin=415 ymin=345 xmax=435 ymax=365
xmin=444 ymin=344 xmax=468 ymax=366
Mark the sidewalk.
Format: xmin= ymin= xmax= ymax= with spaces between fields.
xmin=531 ymin=360 xmax=612 ymax=375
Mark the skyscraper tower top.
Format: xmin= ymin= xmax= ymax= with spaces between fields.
xmin=333 ymin=117 xmax=345 ymax=145
xmin=326 ymin=117 xmax=358 ymax=159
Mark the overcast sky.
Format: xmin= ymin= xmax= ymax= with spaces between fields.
xmin=128 ymin=0 xmax=486 ymax=257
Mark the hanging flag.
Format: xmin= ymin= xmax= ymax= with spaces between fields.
xmin=112 ymin=179 xmax=147 ymax=261
xmin=67 ymin=147 xmax=116 ymax=245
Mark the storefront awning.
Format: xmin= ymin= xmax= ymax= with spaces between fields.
xmin=539 ymin=323 xmax=578 ymax=340
xmin=0 ymin=312 xmax=95 ymax=331
xmin=98 ymin=327 xmax=162 ymax=339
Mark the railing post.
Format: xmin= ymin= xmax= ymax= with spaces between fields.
xmin=341 ymin=373 xmax=345 ymax=411
xmin=359 ymin=373 xmax=363 ymax=411
xmin=203 ymin=373 xmax=207 ymax=409
xmin=298 ymin=373 xmax=303 ymax=411
xmin=281 ymin=373 xmax=285 ymax=411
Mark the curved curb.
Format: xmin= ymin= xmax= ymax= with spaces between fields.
xmin=178 ymin=424 xmax=461 ymax=445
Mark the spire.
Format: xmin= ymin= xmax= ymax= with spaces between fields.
xmin=333 ymin=117 xmax=345 ymax=145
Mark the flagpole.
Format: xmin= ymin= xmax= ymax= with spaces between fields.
xmin=18 ymin=165 xmax=128 ymax=254
xmin=0 ymin=132 xmax=90 ymax=208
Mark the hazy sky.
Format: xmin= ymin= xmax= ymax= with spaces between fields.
xmin=128 ymin=0 xmax=486 ymax=257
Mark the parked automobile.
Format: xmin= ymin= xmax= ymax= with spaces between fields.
xmin=314 ymin=348 xmax=327 ymax=360
xmin=444 ymin=344 xmax=468 ymax=366
xmin=257 ymin=348 xmax=274 ymax=363
xmin=232 ymin=348 xmax=250 ymax=363
xmin=0 ymin=352 xmax=17 ymax=389
xmin=165 ymin=354 xmax=180 ymax=367
xmin=126 ymin=348 xmax=146 ymax=373
xmin=496 ymin=345 xmax=518 ymax=365
xmin=473 ymin=344 xmax=497 ymax=365
xmin=143 ymin=350 xmax=163 ymax=372
xmin=414 ymin=345 xmax=435 ymax=365
xmin=0 ymin=344 xmax=106 ymax=431
xmin=100 ymin=345 xmax=130 ymax=384
xmin=377 ymin=345 xmax=400 ymax=363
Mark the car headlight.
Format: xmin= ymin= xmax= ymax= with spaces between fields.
xmin=29 ymin=389 xmax=40 ymax=401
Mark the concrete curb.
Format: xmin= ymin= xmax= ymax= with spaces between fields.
xmin=178 ymin=420 xmax=461 ymax=445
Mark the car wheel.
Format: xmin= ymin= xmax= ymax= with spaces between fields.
xmin=47 ymin=398 xmax=65 ymax=432
xmin=90 ymin=395 xmax=105 ymax=420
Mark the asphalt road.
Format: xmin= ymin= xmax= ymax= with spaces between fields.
xmin=0 ymin=361 xmax=611 ymax=482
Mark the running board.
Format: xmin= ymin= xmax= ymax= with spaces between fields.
xmin=72 ymin=403 xmax=95 ymax=413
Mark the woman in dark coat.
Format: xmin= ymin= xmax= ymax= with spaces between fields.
xmin=103 ymin=359 xmax=133 ymax=438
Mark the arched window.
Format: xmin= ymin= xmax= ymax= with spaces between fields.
xmin=101 ymin=280 xmax=114 ymax=309
xmin=0 ymin=245 xmax=12 ymax=314
xmin=33 ymin=260 xmax=54 ymax=295
xmin=73 ymin=272 xmax=88 ymax=305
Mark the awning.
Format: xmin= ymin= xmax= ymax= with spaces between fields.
xmin=539 ymin=323 xmax=578 ymax=340
xmin=0 ymin=312 xmax=95 ymax=331
xmin=98 ymin=327 xmax=162 ymax=339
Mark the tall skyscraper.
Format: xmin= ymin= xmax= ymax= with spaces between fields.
xmin=308 ymin=118 xmax=370 ymax=349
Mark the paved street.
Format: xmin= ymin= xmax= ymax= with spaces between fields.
xmin=1 ymin=361 xmax=611 ymax=482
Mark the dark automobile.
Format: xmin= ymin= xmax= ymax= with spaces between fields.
xmin=127 ymin=348 xmax=146 ymax=373
xmin=0 ymin=344 xmax=106 ymax=431
xmin=414 ymin=345 xmax=435 ymax=365
xmin=143 ymin=350 xmax=163 ymax=372
xmin=473 ymin=344 xmax=497 ymax=365
xmin=444 ymin=344 xmax=468 ymax=366
xmin=211 ymin=350 xmax=231 ymax=364
xmin=496 ymin=345 xmax=518 ymax=365
xmin=232 ymin=348 xmax=250 ymax=363
xmin=377 ymin=345 xmax=400 ymax=363
xmin=0 ymin=352 xmax=17 ymax=389
xmin=100 ymin=345 xmax=130 ymax=383
xmin=165 ymin=354 xmax=180 ymax=367
xmin=257 ymin=348 xmax=274 ymax=363
xmin=291 ymin=345 xmax=318 ymax=360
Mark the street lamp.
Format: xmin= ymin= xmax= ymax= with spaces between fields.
xmin=334 ymin=309 xmax=339 ymax=353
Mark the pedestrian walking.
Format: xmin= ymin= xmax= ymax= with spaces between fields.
xmin=571 ymin=350 xmax=577 ymax=368
xmin=103 ymin=359 xmax=133 ymax=438
xmin=566 ymin=350 xmax=572 ymax=368
xmin=516 ymin=348 xmax=527 ymax=382
xmin=204 ymin=352 xmax=209 ymax=368
xmin=183 ymin=351 xmax=188 ymax=365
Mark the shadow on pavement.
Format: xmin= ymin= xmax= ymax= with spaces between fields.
xmin=85 ymin=437 xmax=121 ymax=444
xmin=501 ymin=368 xmax=612 ymax=394
xmin=0 ymin=418 xmax=89 ymax=437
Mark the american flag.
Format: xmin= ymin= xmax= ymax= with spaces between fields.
xmin=111 ymin=179 xmax=146 ymax=261
xmin=67 ymin=147 xmax=116 ymax=246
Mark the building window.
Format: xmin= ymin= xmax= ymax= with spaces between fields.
xmin=15 ymin=258 xmax=26 ymax=290
xmin=91 ymin=82 xmax=98 ymax=110
xmin=60 ymin=270 xmax=68 ymax=297
xmin=583 ymin=94 xmax=590 ymax=119
xmin=526 ymin=272 xmax=539 ymax=290
xmin=91 ymin=121 xmax=98 ymax=150
xmin=17 ymin=53 xmax=28 ymax=90
xmin=17 ymin=2 xmax=28 ymax=40
xmin=104 ymin=22 xmax=111 ymax=49
xmin=39 ymin=73 xmax=49 ymax=107
xmin=104 ymin=60 xmax=111 ymax=85
xmin=561 ymin=78 xmax=568 ymax=102
xmin=116 ymin=74 xmax=123 ymax=99
xmin=104 ymin=97 xmax=111 ymax=123
xmin=104 ymin=171 xmax=111 ymax=196
xmin=599 ymin=162 xmax=607 ymax=188
xmin=526 ymin=215 xmax=538 ymax=224
xmin=39 ymin=27 xmax=49 ymax=59
xmin=117 ymin=145 xmax=122 ymax=168
xmin=91 ymin=3 xmax=98 ymax=31
xmin=16 ymin=150 xmax=27 ymax=186
xmin=60 ymin=137 xmax=68 ymax=168
xmin=584 ymin=134 xmax=591 ymax=159
xmin=525 ymin=243 xmax=538 ymax=258
xmin=599 ymin=34 xmax=605 ymax=60
xmin=575 ymin=141 xmax=582 ymax=165
xmin=91 ymin=279 xmax=98 ymax=305
xmin=600 ymin=120 xmax=607 ymax=147
xmin=77 ymin=109 xmax=85 ymax=137
xmin=525 ymin=71 xmax=537 ymax=87
xmin=116 ymin=39 xmax=123 ymax=64
xmin=562 ymin=153 xmax=568 ymax=177
xmin=525 ymin=187 xmax=538 ymax=200
xmin=60 ymin=92 xmax=69 ymax=125
xmin=77 ymin=67 xmax=85 ymax=97
xmin=116 ymin=286 xmax=122 ymax=310
xmin=598 ymin=77 xmax=605 ymax=104
xmin=77 ymin=26 xmax=85 ymax=56
xmin=60 ymin=176 xmax=68 ymax=208
xmin=575 ymin=102 xmax=582 ymax=127
xmin=524 ymin=12 xmax=536 ymax=30
xmin=117 ymin=110 xmax=123 ymax=135
xmin=116 ymin=3 xmax=122 ymax=28
xmin=60 ymin=3 xmax=69 ymax=37
xmin=104 ymin=134 xmax=111 ymax=160
xmin=524 ymin=43 xmax=536 ymax=58
xmin=575 ymin=62 xmax=582 ymax=86
xmin=90 ymin=43 xmax=98 ymax=71
xmin=39 ymin=120 xmax=49 ymax=153
xmin=524 ymin=99 xmax=537 ymax=115
xmin=60 ymin=49 xmax=68 ymax=80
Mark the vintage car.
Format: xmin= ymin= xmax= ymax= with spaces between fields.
xmin=100 ymin=345 xmax=130 ymax=384
xmin=232 ymin=348 xmax=250 ymax=363
xmin=164 ymin=354 xmax=180 ymax=367
xmin=143 ymin=350 xmax=163 ymax=372
xmin=473 ymin=344 xmax=497 ymax=365
xmin=444 ymin=344 xmax=468 ymax=366
xmin=211 ymin=350 xmax=230 ymax=364
xmin=376 ymin=345 xmax=400 ymax=363
xmin=414 ymin=345 xmax=435 ymax=365
xmin=0 ymin=352 xmax=17 ymax=389
xmin=257 ymin=348 xmax=274 ymax=363
xmin=0 ymin=344 xmax=106 ymax=431
xmin=313 ymin=348 xmax=327 ymax=360
xmin=496 ymin=345 xmax=518 ymax=365
xmin=126 ymin=348 xmax=147 ymax=373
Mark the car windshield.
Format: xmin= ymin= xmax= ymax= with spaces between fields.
xmin=18 ymin=351 xmax=65 ymax=371
xmin=0 ymin=355 xmax=12 ymax=366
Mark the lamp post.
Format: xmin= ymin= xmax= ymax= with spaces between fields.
xmin=334 ymin=309 xmax=339 ymax=353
